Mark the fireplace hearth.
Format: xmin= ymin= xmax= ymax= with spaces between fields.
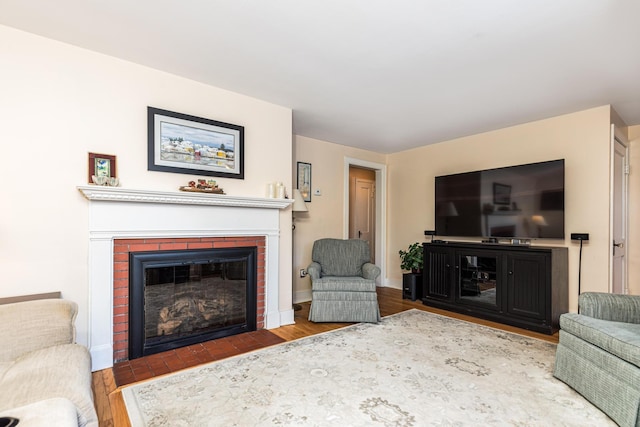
xmin=129 ymin=247 xmax=257 ymax=359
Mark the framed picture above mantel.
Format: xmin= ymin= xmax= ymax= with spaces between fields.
xmin=147 ymin=107 xmax=244 ymax=179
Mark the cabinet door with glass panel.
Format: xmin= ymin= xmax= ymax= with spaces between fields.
xmin=454 ymin=249 xmax=502 ymax=311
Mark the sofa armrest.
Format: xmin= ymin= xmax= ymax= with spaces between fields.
xmin=579 ymin=292 xmax=640 ymax=323
xmin=362 ymin=263 xmax=381 ymax=280
xmin=0 ymin=299 xmax=78 ymax=363
xmin=307 ymin=262 xmax=322 ymax=280
xmin=0 ymin=398 xmax=79 ymax=427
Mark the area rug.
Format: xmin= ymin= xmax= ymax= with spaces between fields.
xmin=122 ymin=309 xmax=614 ymax=426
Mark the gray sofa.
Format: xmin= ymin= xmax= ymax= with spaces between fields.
xmin=0 ymin=298 xmax=98 ymax=427
xmin=307 ymin=238 xmax=381 ymax=323
xmin=554 ymin=292 xmax=640 ymax=427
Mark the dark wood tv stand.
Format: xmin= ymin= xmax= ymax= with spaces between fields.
xmin=422 ymin=242 xmax=568 ymax=334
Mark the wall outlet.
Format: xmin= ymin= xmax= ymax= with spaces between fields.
xmin=299 ymin=269 xmax=307 ymax=278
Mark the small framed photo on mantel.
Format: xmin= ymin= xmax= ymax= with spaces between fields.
xmin=88 ymin=152 xmax=116 ymax=183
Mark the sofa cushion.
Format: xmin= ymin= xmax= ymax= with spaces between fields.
xmin=0 ymin=362 xmax=11 ymax=383
xmin=0 ymin=344 xmax=97 ymax=427
xmin=0 ymin=398 xmax=78 ymax=427
xmin=0 ymin=299 xmax=77 ymax=363
xmin=560 ymin=313 xmax=640 ymax=368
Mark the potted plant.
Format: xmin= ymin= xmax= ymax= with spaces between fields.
xmin=399 ymin=242 xmax=423 ymax=273
xmin=399 ymin=242 xmax=424 ymax=301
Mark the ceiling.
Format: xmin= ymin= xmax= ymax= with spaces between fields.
xmin=2 ymin=0 xmax=639 ymax=153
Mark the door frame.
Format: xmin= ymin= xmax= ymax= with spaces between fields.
xmin=609 ymin=123 xmax=629 ymax=294
xmin=344 ymin=157 xmax=387 ymax=286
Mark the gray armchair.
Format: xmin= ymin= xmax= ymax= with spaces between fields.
xmin=554 ymin=292 xmax=640 ymax=427
xmin=307 ymin=238 xmax=381 ymax=323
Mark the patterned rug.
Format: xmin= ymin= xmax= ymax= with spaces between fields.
xmin=122 ymin=309 xmax=614 ymax=426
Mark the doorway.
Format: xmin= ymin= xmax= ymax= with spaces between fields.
xmin=343 ymin=157 xmax=387 ymax=286
xmin=610 ymin=124 xmax=629 ymax=294
xmin=349 ymin=167 xmax=376 ymax=262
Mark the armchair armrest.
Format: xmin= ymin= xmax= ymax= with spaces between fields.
xmin=579 ymin=292 xmax=640 ymax=324
xmin=362 ymin=262 xmax=381 ymax=280
xmin=307 ymin=262 xmax=322 ymax=280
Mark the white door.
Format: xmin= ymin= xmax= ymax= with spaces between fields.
xmin=352 ymin=178 xmax=376 ymax=262
xmin=610 ymin=125 xmax=629 ymax=294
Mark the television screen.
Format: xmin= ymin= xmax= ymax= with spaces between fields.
xmin=435 ymin=159 xmax=565 ymax=239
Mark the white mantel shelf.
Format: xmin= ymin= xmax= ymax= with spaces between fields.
xmin=77 ymin=185 xmax=293 ymax=209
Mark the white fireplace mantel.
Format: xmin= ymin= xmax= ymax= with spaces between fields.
xmin=78 ymin=185 xmax=293 ymax=371
xmin=77 ymin=185 xmax=293 ymax=209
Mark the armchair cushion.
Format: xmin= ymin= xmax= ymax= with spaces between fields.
xmin=560 ymin=313 xmax=640 ymax=368
xmin=312 ymin=238 xmax=372 ymax=277
xmin=310 ymin=276 xmax=377 ymax=292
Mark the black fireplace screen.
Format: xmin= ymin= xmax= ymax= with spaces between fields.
xmin=129 ymin=247 xmax=257 ymax=359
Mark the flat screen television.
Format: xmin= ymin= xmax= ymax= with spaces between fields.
xmin=435 ymin=159 xmax=565 ymax=239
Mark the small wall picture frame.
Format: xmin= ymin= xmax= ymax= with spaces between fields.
xmin=493 ymin=182 xmax=512 ymax=205
xmin=88 ymin=153 xmax=117 ymax=183
xmin=297 ymin=162 xmax=312 ymax=202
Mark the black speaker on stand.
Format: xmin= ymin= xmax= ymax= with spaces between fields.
xmin=571 ymin=233 xmax=589 ymax=312
xmin=424 ymin=230 xmax=436 ymax=242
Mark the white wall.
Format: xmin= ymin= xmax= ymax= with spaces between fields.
xmin=0 ymin=25 xmax=294 ymax=345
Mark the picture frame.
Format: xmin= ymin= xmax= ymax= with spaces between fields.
xmin=297 ymin=162 xmax=312 ymax=202
xmin=493 ymin=183 xmax=512 ymax=205
xmin=88 ymin=153 xmax=116 ymax=183
xmin=148 ymin=107 xmax=244 ymax=179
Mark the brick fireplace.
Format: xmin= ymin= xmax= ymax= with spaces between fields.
xmin=113 ymin=236 xmax=266 ymax=362
xmin=78 ymin=186 xmax=293 ymax=371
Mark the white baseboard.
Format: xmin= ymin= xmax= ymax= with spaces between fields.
xmin=279 ymin=308 xmax=295 ymax=326
xmin=294 ymin=289 xmax=312 ymax=304
xmin=90 ymin=344 xmax=113 ymax=371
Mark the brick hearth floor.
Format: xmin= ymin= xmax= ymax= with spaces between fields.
xmin=113 ymin=330 xmax=285 ymax=387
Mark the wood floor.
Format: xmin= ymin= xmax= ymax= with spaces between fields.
xmin=93 ymin=287 xmax=558 ymax=427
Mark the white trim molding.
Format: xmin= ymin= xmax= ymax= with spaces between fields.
xmin=78 ymin=186 xmax=292 ymax=371
xmin=78 ymin=185 xmax=292 ymax=209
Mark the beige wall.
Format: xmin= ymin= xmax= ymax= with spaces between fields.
xmin=387 ymin=106 xmax=615 ymax=311
xmin=629 ymin=125 xmax=640 ymax=295
xmin=293 ymin=135 xmax=386 ymax=302
xmin=294 ymin=107 xmax=618 ymax=312
xmin=4 ymin=25 xmax=635 ymax=327
xmin=0 ymin=26 xmax=294 ymax=340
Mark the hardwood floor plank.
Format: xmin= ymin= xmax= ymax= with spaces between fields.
xmin=92 ymin=287 xmax=558 ymax=425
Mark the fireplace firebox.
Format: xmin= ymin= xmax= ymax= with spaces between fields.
xmin=129 ymin=247 xmax=257 ymax=359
